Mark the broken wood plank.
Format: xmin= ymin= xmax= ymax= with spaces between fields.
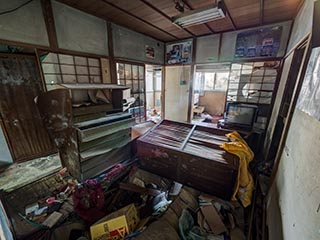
xmin=200 ymin=205 xmax=227 ymax=235
xmin=119 ymin=182 xmax=161 ymax=197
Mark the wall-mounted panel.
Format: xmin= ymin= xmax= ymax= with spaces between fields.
xmin=220 ymin=21 xmax=292 ymax=62
xmin=52 ymin=1 xmax=108 ymax=55
xmin=0 ymin=0 xmax=49 ymax=46
xmin=112 ymin=24 xmax=164 ymax=65
xmin=196 ymin=34 xmax=220 ymax=64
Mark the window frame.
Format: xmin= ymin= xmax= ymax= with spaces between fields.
xmin=116 ymin=60 xmax=146 ymax=123
xmin=41 ymin=52 xmax=103 ymax=90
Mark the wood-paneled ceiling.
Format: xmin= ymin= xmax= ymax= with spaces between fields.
xmin=57 ymin=0 xmax=304 ymax=42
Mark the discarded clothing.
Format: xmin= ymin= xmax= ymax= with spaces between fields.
xmin=179 ymin=209 xmax=206 ymax=240
xmin=220 ymin=131 xmax=254 ymax=207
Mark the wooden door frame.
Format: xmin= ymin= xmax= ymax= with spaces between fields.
xmin=162 ymin=65 xmax=166 ymax=119
xmin=268 ymin=35 xmax=312 ymax=192
xmin=145 ymin=64 xmax=165 ymax=120
xmin=187 ymin=38 xmax=197 ymax=123
xmin=114 ymin=60 xmax=147 ymax=121
xmin=164 ymin=65 xmax=192 ymax=122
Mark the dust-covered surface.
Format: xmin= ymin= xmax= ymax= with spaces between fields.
xmin=0 ymin=154 xmax=61 ymax=192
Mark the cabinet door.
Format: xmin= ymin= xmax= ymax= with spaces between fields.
xmin=0 ymin=55 xmax=55 ymax=162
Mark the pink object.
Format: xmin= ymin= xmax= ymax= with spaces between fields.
xmin=104 ymin=164 xmax=125 ymax=181
xmin=46 ymin=197 xmax=55 ymax=204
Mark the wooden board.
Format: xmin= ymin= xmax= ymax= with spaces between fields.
xmin=200 ymin=205 xmax=227 ymax=235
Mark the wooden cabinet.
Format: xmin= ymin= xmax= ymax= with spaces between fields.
xmin=137 ymin=120 xmax=239 ymax=200
xmin=37 ymin=84 xmax=135 ymax=180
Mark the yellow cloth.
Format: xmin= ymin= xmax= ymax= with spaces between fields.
xmin=220 ymin=131 xmax=254 ymax=207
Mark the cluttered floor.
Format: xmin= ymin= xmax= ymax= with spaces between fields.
xmin=2 ymin=164 xmax=249 ymax=240
xmin=0 ymin=121 xmax=267 ymax=240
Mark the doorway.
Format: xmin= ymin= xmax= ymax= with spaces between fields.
xmin=265 ymin=39 xmax=309 ymax=163
xmin=164 ymin=65 xmax=190 ymax=122
xmin=145 ymin=65 xmax=163 ymax=122
xmin=192 ymin=63 xmax=230 ymax=125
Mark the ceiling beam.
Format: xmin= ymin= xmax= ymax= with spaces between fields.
xmin=41 ymin=0 xmax=58 ymax=50
xmin=181 ymin=0 xmax=215 ymax=34
xmin=101 ymin=0 xmax=179 ymax=40
xmin=139 ymin=0 xmax=196 ymax=37
xmin=222 ymin=1 xmax=237 ymax=30
xmin=260 ymin=0 xmax=264 ymax=25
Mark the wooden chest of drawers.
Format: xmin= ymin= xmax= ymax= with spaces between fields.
xmin=137 ymin=120 xmax=239 ymax=200
xmin=37 ymin=84 xmax=135 ymax=180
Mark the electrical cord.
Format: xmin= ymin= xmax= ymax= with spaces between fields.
xmin=0 ymin=0 xmax=34 ymax=16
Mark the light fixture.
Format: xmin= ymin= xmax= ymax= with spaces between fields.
xmin=172 ymin=1 xmax=226 ymax=28
xmin=174 ymin=0 xmax=184 ymax=13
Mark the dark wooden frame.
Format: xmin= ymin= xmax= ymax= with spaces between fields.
xmin=187 ymin=37 xmax=197 ymax=122
xmin=39 ymin=51 xmax=104 ymax=89
xmin=41 ymin=0 xmax=59 ymax=51
xmin=267 ymin=35 xmax=311 ymax=192
xmin=145 ymin=64 xmax=164 ymax=120
xmin=115 ymin=59 xmax=147 ymax=122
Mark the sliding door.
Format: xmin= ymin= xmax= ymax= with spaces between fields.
xmin=0 ymin=54 xmax=55 ymax=162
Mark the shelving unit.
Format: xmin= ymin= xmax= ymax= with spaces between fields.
xmin=226 ymin=61 xmax=280 ymax=130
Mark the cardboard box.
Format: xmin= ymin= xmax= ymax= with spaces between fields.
xmin=90 ymin=204 xmax=139 ymax=240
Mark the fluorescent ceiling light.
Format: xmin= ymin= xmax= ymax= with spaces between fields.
xmin=172 ymin=2 xmax=226 ymax=28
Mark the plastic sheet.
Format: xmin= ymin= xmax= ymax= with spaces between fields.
xmin=297 ymin=47 xmax=320 ymax=120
